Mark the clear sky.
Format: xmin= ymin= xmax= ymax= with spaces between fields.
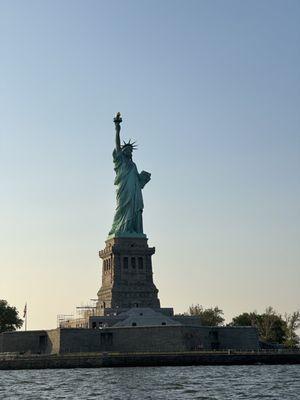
xmin=1 ymin=0 xmax=299 ymax=330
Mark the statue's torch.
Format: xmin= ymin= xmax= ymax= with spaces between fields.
xmin=114 ymin=112 xmax=122 ymax=126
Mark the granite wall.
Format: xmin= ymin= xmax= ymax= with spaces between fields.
xmin=58 ymin=325 xmax=259 ymax=353
xmin=0 ymin=325 xmax=259 ymax=355
xmin=0 ymin=331 xmax=48 ymax=354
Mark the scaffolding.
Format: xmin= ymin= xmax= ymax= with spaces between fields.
xmin=57 ymin=300 xmax=99 ymax=329
xmin=57 ymin=314 xmax=74 ymax=328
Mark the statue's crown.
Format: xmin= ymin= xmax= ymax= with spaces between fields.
xmin=121 ymin=139 xmax=137 ymax=151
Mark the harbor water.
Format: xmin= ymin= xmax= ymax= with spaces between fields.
xmin=0 ymin=364 xmax=299 ymax=399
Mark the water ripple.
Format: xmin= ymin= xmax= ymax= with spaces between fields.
xmin=0 ymin=365 xmax=299 ymax=399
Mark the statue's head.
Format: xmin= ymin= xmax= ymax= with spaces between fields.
xmin=121 ymin=140 xmax=137 ymax=158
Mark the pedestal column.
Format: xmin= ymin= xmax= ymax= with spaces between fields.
xmin=96 ymin=237 xmax=160 ymax=315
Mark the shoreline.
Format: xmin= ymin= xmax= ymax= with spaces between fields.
xmin=1 ymin=351 xmax=300 ymax=370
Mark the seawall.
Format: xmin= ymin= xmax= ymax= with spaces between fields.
xmin=1 ymin=351 xmax=300 ymax=370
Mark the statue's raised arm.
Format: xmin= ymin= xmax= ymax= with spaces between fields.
xmin=113 ymin=112 xmax=122 ymax=152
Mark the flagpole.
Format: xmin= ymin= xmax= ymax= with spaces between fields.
xmin=24 ymin=302 xmax=27 ymax=331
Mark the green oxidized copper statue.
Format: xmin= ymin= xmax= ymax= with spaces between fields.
xmin=109 ymin=113 xmax=151 ymax=238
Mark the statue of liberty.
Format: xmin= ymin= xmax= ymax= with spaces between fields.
xmin=109 ymin=113 xmax=151 ymax=237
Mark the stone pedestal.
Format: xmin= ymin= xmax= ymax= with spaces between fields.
xmin=96 ymin=237 xmax=160 ymax=315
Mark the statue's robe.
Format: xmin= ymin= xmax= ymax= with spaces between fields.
xmin=109 ymin=149 xmax=149 ymax=236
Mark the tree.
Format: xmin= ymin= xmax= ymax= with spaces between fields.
xmin=187 ymin=304 xmax=224 ymax=326
xmin=259 ymin=307 xmax=286 ymax=343
xmin=230 ymin=307 xmax=293 ymax=345
xmin=231 ymin=312 xmax=259 ymax=327
xmin=284 ymin=311 xmax=300 ymax=348
xmin=0 ymin=300 xmax=23 ymax=333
